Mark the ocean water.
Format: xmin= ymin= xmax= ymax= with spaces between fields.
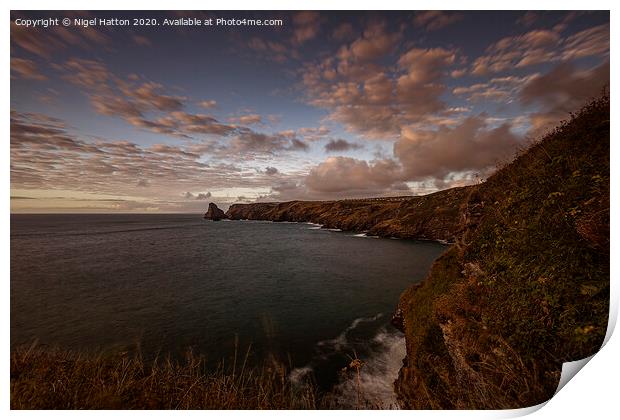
xmin=11 ymin=214 xmax=445 ymax=400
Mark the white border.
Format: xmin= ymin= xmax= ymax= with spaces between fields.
xmin=3 ymin=2 xmax=617 ymax=419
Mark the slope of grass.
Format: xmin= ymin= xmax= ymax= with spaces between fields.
xmin=11 ymin=345 xmax=319 ymax=409
xmin=395 ymin=95 xmax=609 ymax=409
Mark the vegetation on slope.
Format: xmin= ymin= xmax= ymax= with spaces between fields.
xmin=11 ymin=345 xmax=319 ymax=409
xmin=227 ymin=186 xmax=471 ymax=242
xmin=11 ymin=344 xmax=393 ymax=409
xmin=395 ymin=95 xmax=610 ymax=409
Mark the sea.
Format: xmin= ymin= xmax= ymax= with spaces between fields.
xmin=11 ymin=214 xmax=446 ymax=407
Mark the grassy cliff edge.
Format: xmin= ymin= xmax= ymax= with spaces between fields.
xmin=394 ymin=96 xmax=609 ymax=408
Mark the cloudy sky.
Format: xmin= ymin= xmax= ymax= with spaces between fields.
xmin=10 ymin=10 xmax=609 ymax=212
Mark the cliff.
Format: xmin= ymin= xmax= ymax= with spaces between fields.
xmin=226 ymin=186 xmax=471 ymax=242
xmin=223 ymin=96 xmax=609 ymax=409
xmin=394 ymin=96 xmax=609 ymax=408
xmin=204 ymin=203 xmax=228 ymax=221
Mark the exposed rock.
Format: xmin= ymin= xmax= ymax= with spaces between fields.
xmin=390 ymin=308 xmax=405 ymax=333
xmin=225 ymin=187 xmax=472 ymax=242
xmin=203 ymin=203 xmax=228 ymax=221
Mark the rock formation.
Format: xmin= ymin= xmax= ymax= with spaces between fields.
xmin=226 ymin=187 xmax=471 ymax=243
xmin=204 ymin=203 xmax=228 ymax=221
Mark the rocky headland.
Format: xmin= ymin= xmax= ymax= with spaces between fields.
xmin=225 ymin=186 xmax=472 ymax=243
xmin=204 ymin=202 xmax=228 ymax=221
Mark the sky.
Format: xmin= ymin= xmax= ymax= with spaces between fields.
xmin=10 ymin=10 xmax=609 ymax=213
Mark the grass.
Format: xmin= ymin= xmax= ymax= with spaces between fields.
xmin=11 ymin=344 xmax=320 ymax=409
xmin=11 ymin=343 xmax=394 ymax=409
xmin=396 ymin=94 xmax=609 ymax=409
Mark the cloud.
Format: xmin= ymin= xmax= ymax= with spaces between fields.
xmin=561 ymin=23 xmax=609 ymax=60
xmin=296 ymin=126 xmax=330 ymax=142
xmin=58 ymin=58 xmax=237 ymax=138
xmin=11 ymin=19 xmax=111 ymax=58
xmin=395 ymin=47 xmax=455 ymax=117
xmin=90 ymin=94 xmax=143 ymax=118
xmin=198 ymin=100 xmax=217 ymax=109
xmin=228 ymin=114 xmax=262 ymax=125
xmin=10 ymin=111 xmax=100 ymax=153
xmin=61 ymin=58 xmax=111 ymax=89
xmin=120 ymin=81 xmax=185 ymax=112
xmin=292 ymin=11 xmax=321 ymax=45
xmin=516 ymin=11 xmax=538 ymax=27
xmin=332 ymin=22 xmax=355 ymax=41
xmin=289 ymin=138 xmax=309 ymax=151
xmin=11 ymin=58 xmax=47 ymax=80
xmin=470 ymin=23 xmax=609 ymax=75
xmin=305 ymin=156 xmax=405 ymax=194
xmin=257 ymin=158 xmax=411 ymax=202
xmin=196 ymin=192 xmax=212 ymax=200
xmin=519 ymin=60 xmax=609 ymax=134
xmin=414 ymin=11 xmax=463 ymax=31
xmin=150 ymin=143 xmax=200 ymax=158
xmin=10 ymin=111 xmax=269 ymax=200
xmin=139 ymin=111 xmax=237 ymax=137
xmin=342 ymin=21 xmax=401 ymax=62
xmin=226 ymin=129 xmax=309 ymax=155
xmin=394 ymin=116 xmax=522 ymax=180
xmin=324 ymin=139 xmax=362 ymax=152
xmin=452 ymin=75 xmax=537 ymax=103
xmin=303 ymin=40 xmax=457 ymax=138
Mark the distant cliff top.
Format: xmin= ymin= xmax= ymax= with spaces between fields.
xmin=225 ymin=186 xmax=472 ymax=243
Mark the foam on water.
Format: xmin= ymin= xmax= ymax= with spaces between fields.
xmin=289 ymin=314 xmax=384 ymax=383
xmin=332 ymin=328 xmax=405 ymax=409
xmin=289 ymin=314 xmax=405 ymax=409
xmin=352 ymin=233 xmax=380 ymax=239
xmin=316 ymin=313 xmax=384 ymax=351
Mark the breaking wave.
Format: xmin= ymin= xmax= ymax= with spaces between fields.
xmin=316 ymin=313 xmax=384 ymax=351
xmin=332 ymin=329 xmax=405 ymax=409
xmin=288 ymin=313 xmax=405 ymax=409
xmin=352 ymin=233 xmax=379 ymax=239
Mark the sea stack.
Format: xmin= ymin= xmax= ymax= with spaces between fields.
xmin=204 ymin=203 xmax=228 ymax=221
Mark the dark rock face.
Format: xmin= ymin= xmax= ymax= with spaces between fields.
xmin=204 ymin=203 xmax=228 ymax=221
xmin=390 ymin=308 xmax=405 ymax=333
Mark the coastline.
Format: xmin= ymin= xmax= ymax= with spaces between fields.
xmin=203 ymin=96 xmax=610 ymax=409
